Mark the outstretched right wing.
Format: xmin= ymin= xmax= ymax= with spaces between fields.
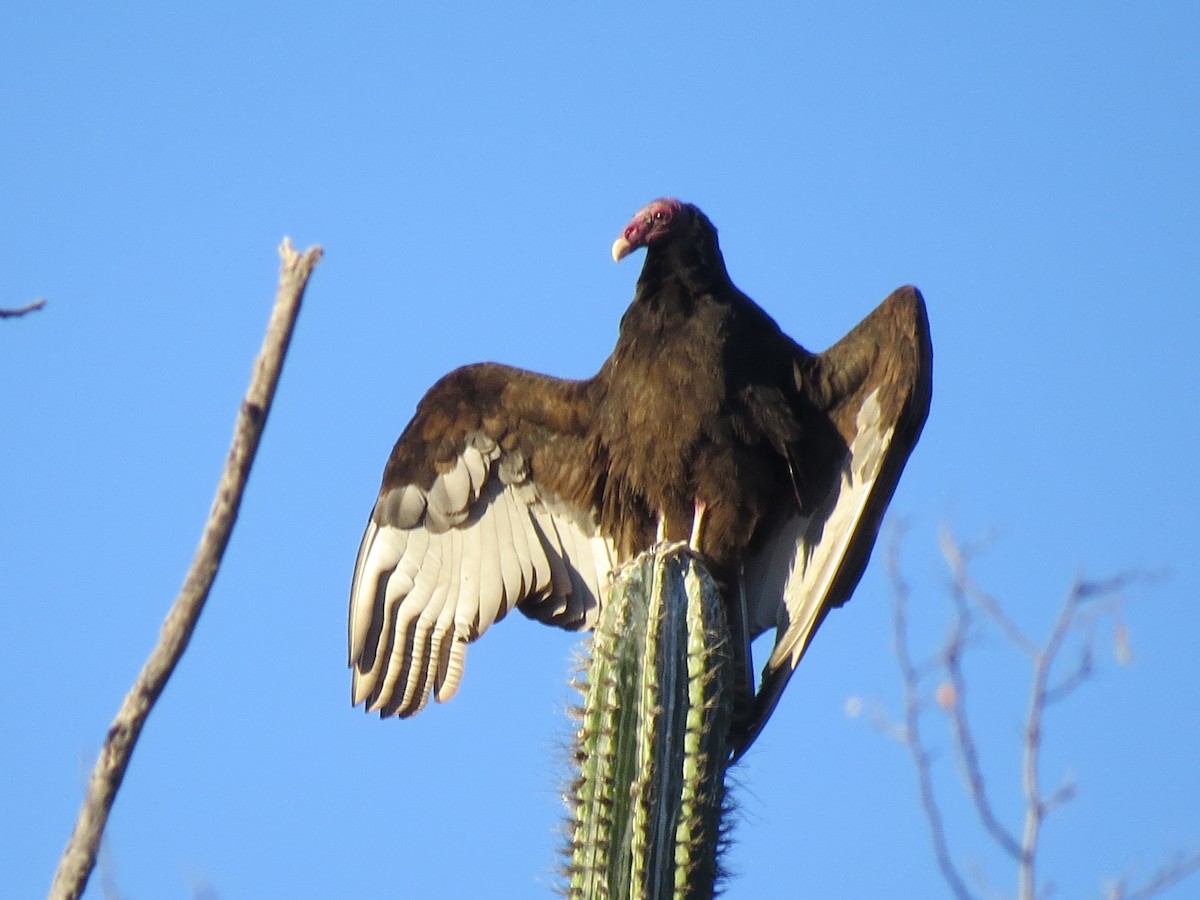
xmin=348 ymin=363 xmax=615 ymax=719
xmin=737 ymin=285 xmax=933 ymax=756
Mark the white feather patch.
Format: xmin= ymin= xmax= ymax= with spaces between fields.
xmin=349 ymin=439 xmax=615 ymax=716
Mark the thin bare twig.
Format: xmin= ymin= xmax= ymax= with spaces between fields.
xmin=1107 ymin=847 xmax=1200 ymax=900
xmin=941 ymin=587 xmax=1022 ymax=861
xmin=940 ymin=527 xmax=1037 ymax=657
xmin=1042 ymin=632 xmax=1093 ymax=707
xmin=0 ymin=297 xmax=47 ymax=318
xmin=888 ymin=530 xmax=977 ymax=900
xmin=1042 ymin=778 xmax=1076 ymax=815
xmin=47 ymin=240 xmax=322 ymax=900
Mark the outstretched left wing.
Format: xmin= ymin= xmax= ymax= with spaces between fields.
xmin=737 ymin=285 xmax=933 ymax=755
xmin=348 ymin=363 xmax=614 ymax=719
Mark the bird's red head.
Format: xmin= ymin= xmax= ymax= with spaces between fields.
xmin=611 ymin=197 xmax=687 ymax=263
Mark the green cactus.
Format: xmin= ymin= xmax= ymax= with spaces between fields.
xmin=566 ymin=545 xmax=734 ymax=900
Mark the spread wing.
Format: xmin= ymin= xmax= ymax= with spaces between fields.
xmin=737 ymin=285 xmax=933 ymax=754
xmin=348 ymin=363 xmax=615 ymax=718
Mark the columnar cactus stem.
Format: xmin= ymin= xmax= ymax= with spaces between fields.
xmin=566 ymin=545 xmax=733 ymax=900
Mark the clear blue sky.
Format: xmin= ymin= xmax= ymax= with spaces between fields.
xmin=3 ymin=5 xmax=1198 ymax=898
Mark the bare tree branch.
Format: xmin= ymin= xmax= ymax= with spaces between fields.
xmin=0 ymin=297 xmax=47 ymax=318
xmin=47 ymin=240 xmax=322 ymax=900
xmin=889 ymin=530 xmax=1192 ymax=900
xmin=1018 ymin=570 xmax=1150 ymax=900
xmin=888 ymin=529 xmax=978 ymax=900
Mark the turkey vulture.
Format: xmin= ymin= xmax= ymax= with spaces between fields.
xmin=349 ymin=197 xmax=932 ymax=756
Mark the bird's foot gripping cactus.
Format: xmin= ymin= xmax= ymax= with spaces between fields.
xmin=565 ymin=545 xmax=734 ymax=900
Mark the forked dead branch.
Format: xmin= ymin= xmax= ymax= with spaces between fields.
xmin=867 ymin=527 xmax=1199 ymax=900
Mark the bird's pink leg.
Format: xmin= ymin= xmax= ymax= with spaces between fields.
xmin=690 ymin=500 xmax=707 ymax=551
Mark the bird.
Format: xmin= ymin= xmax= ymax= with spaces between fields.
xmin=348 ymin=197 xmax=932 ymax=757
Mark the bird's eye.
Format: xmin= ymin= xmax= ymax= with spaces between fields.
xmin=654 ymin=210 xmax=667 ymax=222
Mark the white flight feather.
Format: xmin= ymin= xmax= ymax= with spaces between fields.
xmin=476 ymin=494 xmax=505 ymax=631
xmin=348 ymin=521 xmax=406 ymax=662
xmin=398 ymin=534 xmax=455 ymax=715
xmin=516 ymin=484 xmax=555 ymax=599
xmin=423 ymin=527 xmax=464 ymax=714
xmin=373 ymin=538 xmax=443 ymax=713
xmin=399 ymin=540 xmax=447 ymax=698
xmin=385 ymin=528 xmax=428 ymax=607
xmin=765 ymin=390 xmax=892 ymax=674
xmin=500 ymin=486 xmax=534 ymax=598
xmin=528 ymin=503 xmax=573 ymax=601
xmin=437 ymin=638 xmax=469 ymax=704
xmin=563 ymin=516 xmax=597 ymax=614
xmin=496 ymin=490 xmax=527 ymax=605
xmin=454 ymin=515 xmax=483 ymax=642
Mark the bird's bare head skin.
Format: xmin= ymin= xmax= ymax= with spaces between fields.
xmin=611 ymin=197 xmax=688 ymax=262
